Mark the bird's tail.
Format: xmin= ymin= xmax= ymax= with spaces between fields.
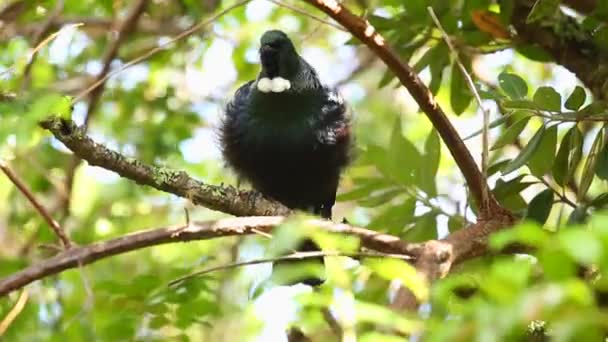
xmin=273 ymin=206 xmax=330 ymax=286
xmin=273 ymin=238 xmax=324 ymax=286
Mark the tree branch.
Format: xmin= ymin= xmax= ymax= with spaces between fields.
xmin=0 ymin=16 xmax=187 ymax=42
xmin=390 ymin=213 xmax=517 ymax=311
xmin=0 ymin=289 xmax=28 ymax=336
xmin=511 ymin=0 xmax=608 ymax=100
xmin=81 ymin=0 xmax=148 ymax=127
xmin=37 ymin=116 xmax=521 ymax=313
xmin=41 ymin=116 xmax=291 ymax=217
xmin=0 ymin=216 xmax=418 ymax=297
xmin=300 ymin=0 xmax=505 ymax=217
xmin=21 ymin=0 xmax=64 ymax=90
xmin=0 ymin=160 xmax=72 ymax=248
xmin=33 ymin=1 xmax=526 ymax=315
xmin=60 ymin=0 xmax=148 ymax=219
xmin=169 ymin=250 xmax=413 ymax=287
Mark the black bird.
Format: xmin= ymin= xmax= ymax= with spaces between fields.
xmin=220 ymin=30 xmax=353 ymax=285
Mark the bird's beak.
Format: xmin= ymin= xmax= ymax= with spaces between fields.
xmin=260 ymin=43 xmax=277 ymax=54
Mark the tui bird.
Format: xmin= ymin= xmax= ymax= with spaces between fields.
xmin=220 ymin=30 xmax=353 ymax=285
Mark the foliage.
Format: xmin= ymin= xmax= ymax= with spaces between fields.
xmin=1 ymin=0 xmax=608 ymax=341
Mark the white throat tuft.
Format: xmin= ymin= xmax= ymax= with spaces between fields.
xmin=257 ymin=77 xmax=291 ymax=93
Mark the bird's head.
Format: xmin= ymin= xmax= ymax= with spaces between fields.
xmin=258 ymin=30 xmax=300 ymax=80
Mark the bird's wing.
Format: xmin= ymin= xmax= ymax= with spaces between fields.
xmin=316 ymin=87 xmax=351 ymax=145
xmin=225 ymin=80 xmax=255 ymax=119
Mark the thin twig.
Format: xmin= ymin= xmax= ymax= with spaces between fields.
xmin=169 ymin=250 xmax=412 ymax=286
xmin=251 ymin=228 xmax=274 ymax=238
xmin=21 ymin=0 xmax=65 ymax=90
xmin=427 ymin=6 xmax=491 ymax=215
xmin=61 ymin=0 xmax=148 ymax=219
xmin=0 ymin=289 xmax=28 ymax=336
xmin=322 ymin=308 xmax=343 ymax=340
xmin=536 ymin=176 xmax=576 ymax=208
xmin=80 ymin=0 xmax=148 ymax=128
xmin=0 ymin=160 xmax=72 ymax=248
xmin=72 ymin=0 xmax=252 ymax=104
xmin=0 ymin=23 xmax=82 ymax=78
xmin=184 ymin=207 xmax=191 ymax=226
xmin=266 ymin=0 xmax=346 ymax=32
xmin=0 ymin=216 xmax=418 ymax=296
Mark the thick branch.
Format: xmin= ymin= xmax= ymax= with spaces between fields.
xmin=41 ymin=116 xmax=290 ymax=216
xmin=512 ymin=1 xmax=608 ymax=99
xmin=0 ymin=216 xmax=417 ymax=297
xmin=390 ymin=213 xmax=517 ymax=311
xmin=38 ymin=118 xmax=519 ymax=312
xmin=301 ymin=0 xmax=502 ymax=216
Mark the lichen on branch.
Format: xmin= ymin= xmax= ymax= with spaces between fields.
xmin=40 ymin=116 xmax=291 ymax=217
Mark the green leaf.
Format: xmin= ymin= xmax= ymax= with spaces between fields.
xmin=491 ymin=116 xmax=530 ymax=150
xmin=590 ymin=193 xmax=608 ymax=209
xmin=516 ymin=44 xmax=553 ymax=62
xmin=361 ymin=332 xmax=409 ymax=342
xmin=450 ymin=61 xmax=473 ymax=115
xmin=388 ymin=118 xmax=421 ymax=186
xmin=500 ymin=0 xmax=515 ymax=24
xmin=365 ymin=144 xmax=391 ymax=176
xmin=565 ymin=86 xmax=586 ymax=110
xmin=488 ymin=159 xmax=511 ymax=176
xmin=402 ymin=212 xmax=437 ymax=242
xmin=501 ymin=125 xmax=546 ymax=175
xmin=102 ymin=315 xmax=137 ymax=340
xmin=579 ymin=129 xmax=604 ymax=199
xmin=28 ymin=93 xmax=72 ymax=120
xmin=413 ymin=44 xmax=437 ymax=72
xmin=553 ymin=125 xmax=583 ymax=186
xmin=595 ymin=129 xmax=608 ymax=180
xmin=378 ymin=68 xmax=397 ymax=88
xmin=501 ymin=99 xmax=541 ymax=110
xmin=493 ymin=175 xmax=534 ymax=213
xmin=463 ymin=112 xmax=517 ymax=141
xmin=490 ymin=222 xmax=549 ymax=250
xmin=532 ymin=86 xmax=561 ymax=112
xmin=358 ymin=189 xmax=402 ymax=208
xmin=525 ymin=189 xmax=553 ymax=225
xmin=577 ymin=101 xmax=608 ymax=118
xmin=538 ymin=248 xmax=576 ymax=280
xmin=559 ymin=229 xmax=602 ymax=264
xmin=500 ymin=193 xmax=528 ymax=212
xmin=498 ymin=72 xmax=528 ymax=100
xmin=493 ymin=175 xmax=535 ymax=199
xmin=528 ymin=124 xmax=558 ymax=177
xmin=149 ymin=315 xmax=169 ymax=329
xmin=365 ymin=258 xmax=427 ymax=300
xmin=567 ymin=126 xmax=584 ymax=183
xmin=526 ymin=0 xmax=560 ymax=23
xmin=337 ymin=178 xmax=392 ymax=201
xmin=429 ymin=44 xmax=449 ymax=95
xmin=419 ymin=129 xmax=440 ymax=196
xmin=368 ymin=198 xmax=416 ymax=233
